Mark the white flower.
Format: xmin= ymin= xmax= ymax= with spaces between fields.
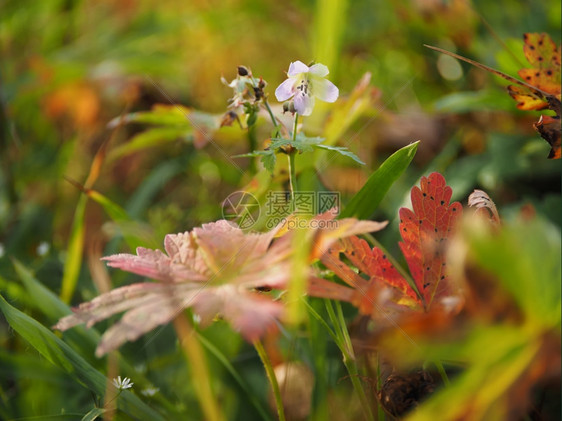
xmin=275 ymin=61 xmax=339 ymax=116
xmin=141 ymin=386 xmax=160 ymax=397
xmin=37 ymin=241 xmax=50 ymax=256
xmin=112 ymin=376 xmax=134 ymax=390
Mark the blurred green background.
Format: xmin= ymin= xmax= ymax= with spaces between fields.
xmin=0 ymin=0 xmax=560 ymax=419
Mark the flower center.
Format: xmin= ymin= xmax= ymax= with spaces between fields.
xmin=296 ymin=77 xmax=311 ymax=97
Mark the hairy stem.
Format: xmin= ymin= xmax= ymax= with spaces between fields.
xmin=254 ymin=340 xmax=286 ymax=421
xmin=325 ymin=300 xmax=375 ymax=421
xmin=174 ymin=315 xmax=224 ymax=421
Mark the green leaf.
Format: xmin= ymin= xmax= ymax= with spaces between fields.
xmin=61 ymin=193 xmax=87 ymax=303
xmin=271 ymin=134 xmax=324 ymax=154
xmin=12 ymin=260 xmax=179 ymax=415
xmin=234 ymin=150 xmax=277 ymax=173
xmin=261 ymin=153 xmax=277 ymax=173
xmin=434 ymin=90 xmax=515 ymax=113
xmin=109 ymin=126 xmax=192 ymax=161
xmin=315 ymin=144 xmax=365 ymax=165
xmin=339 ymin=141 xmax=419 ymax=219
xmin=197 ymin=334 xmax=273 ymax=421
xmin=0 ymin=295 xmax=166 ymax=421
xmin=406 ymin=326 xmax=541 ymax=421
xmin=85 ymin=189 xmax=151 ymax=251
xmin=109 ymin=105 xmax=192 ymax=127
xmin=464 ymin=217 xmax=561 ymax=327
xmin=81 ymin=407 xmax=106 ymax=421
xmin=13 ymin=259 xmax=74 ymax=320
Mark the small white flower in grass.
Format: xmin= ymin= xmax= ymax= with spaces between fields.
xmin=141 ymin=386 xmax=160 ymax=397
xmin=275 ymin=61 xmax=339 ymax=116
xmin=112 ymin=376 xmax=134 ymax=390
xmin=37 ymin=241 xmax=50 ymax=256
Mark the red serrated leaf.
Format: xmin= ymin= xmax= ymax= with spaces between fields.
xmin=314 ymin=173 xmax=463 ymax=318
xmin=398 ymin=172 xmax=463 ymax=306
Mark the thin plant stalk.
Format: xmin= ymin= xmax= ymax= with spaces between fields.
xmin=173 ymin=314 xmax=224 ymax=421
xmin=288 ymin=153 xmax=297 ymax=205
xmin=263 ymin=99 xmax=279 ymax=128
xmin=324 ymin=300 xmax=374 ymax=421
xmin=248 ymin=124 xmax=258 ymax=174
xmin=288 ymin=113 xmax=299 ymax=204
xmin=197 ymin=334 xmax=273 ymax=421
xmin=254 ymin=339 xmax=286 ymax=421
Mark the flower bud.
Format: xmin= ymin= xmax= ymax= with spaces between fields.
xmin=220 ymin=110 xmax=240 ymax=128
xmin=237 ymin=66 xmax=249 ymax=76
xmin=282 ymin=101 xmax=296 ymax=114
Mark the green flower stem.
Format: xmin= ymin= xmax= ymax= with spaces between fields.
xmin=263 ymin=99 xmax=279 ymax=128
xmin=287 ymin=113 xmax=299 ymax=206
xmin=291 ymin=112 xmax=299 ymax=143
xmin=248 ymin=124 xmax=257 ymax=174
xmin=325 ymin=300 xmax=374 ymax=421
xmin=288 ymin=153 xmax=297 ymax=205
xmin=254 ymin=340 xmax=286 ymax=421
xmin=173 ymin=315 xmax=224 ymax=421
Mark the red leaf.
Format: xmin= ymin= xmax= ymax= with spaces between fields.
xmin=397 ymin=172 xmax=463 ymax=306
xmin=314 ymin=173 xmax=463 ymax=317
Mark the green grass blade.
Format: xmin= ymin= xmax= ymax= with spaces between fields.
xmin=81 ymin=407 xmax=106 ymax=421
xmin=60 ymin=193 xmax=87 ymax=303
xmin=108 ymin=127 xmax=192 ymax=161
xmin=0 ymin=295 xmax=166 ymax=421
xmin=13 ymin=259 xmax=179 ymax=414
xmin=86 ymin=189 xmax=150 ymax=250
xmin=13 ymin=258 xmax=74 ymax=320
xmin=198 ymin=333 xmax=273 ymax=421
xmin=339 ymin=141 xmax=419 ymax=219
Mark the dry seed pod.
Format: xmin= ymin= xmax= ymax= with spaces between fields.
xmin=377 ymin=370 xmax=435 ymax=419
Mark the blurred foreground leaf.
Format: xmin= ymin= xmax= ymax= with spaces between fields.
xmin=0 ymin=295 xmax=166 ymax=421
xmin=381 ymin=216 xmax=561 ymax=420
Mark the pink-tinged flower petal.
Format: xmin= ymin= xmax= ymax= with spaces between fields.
xmin=53 ymin=283 xmax=177 ymax=331
xmin=94 ymin=285 xmax=202 ymax=356
xmin=193 ymin=286 xmax=283 ymax=341
xmin=54 ymin=214 xmax=386 ymax=356
xmin=102 ymin=248 xmax=208 ymax=283
xmin=194 ymin=220 xmax=277 ymax=275
xmin=293 ymin=90 xmax=315 ymax=116
xmin=164 ymin=232 xmax=210 ymax=277
xmin=308 ymin=63 xmax=329 ymax=77
xmin=275 ymin=78 xmax=297 ymax=101
xmin=312 ymin=78 xmax=339 ymax=102
xmin=287 ymin=60 xmax=309 ymax=76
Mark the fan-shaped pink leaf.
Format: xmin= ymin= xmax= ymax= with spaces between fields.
xmin=55 ymin=215 xmax=384 ymax=356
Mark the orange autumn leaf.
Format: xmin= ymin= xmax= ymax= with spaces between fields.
xmin=509 ymin=33 xmax=561 ymax=111
xmin=311 ymin=173 xmax=464 ymax=319
xmin=44 ymin=82 xmax=100 ymax=129
xmin=426 ymin=34 xmax=561 ymax=159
